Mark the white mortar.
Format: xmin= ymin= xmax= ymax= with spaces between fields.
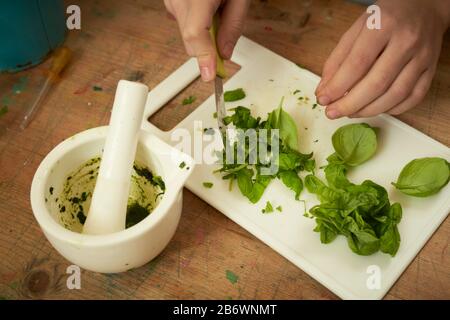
xmin=30 ymin=126 xmax=194 ymax=273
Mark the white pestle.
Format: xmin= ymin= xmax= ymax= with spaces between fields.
xmin=83 ymin=80 xmax=149 ymax=235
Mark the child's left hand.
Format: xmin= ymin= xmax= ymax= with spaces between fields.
xmin=316 ymin=0 xmax=450 ymax=119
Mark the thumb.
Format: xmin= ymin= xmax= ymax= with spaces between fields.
xmin=217 ymin=0 xmax=250 ymax=60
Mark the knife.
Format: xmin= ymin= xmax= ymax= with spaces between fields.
xmin=210 ymin=14 xmax=227 ymax=141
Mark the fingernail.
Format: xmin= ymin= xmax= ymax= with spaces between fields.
xmin=326 ymin=108 xmax=341 ymax=119
xmin=222 ymin=42 xmax=233 ymax=59
xmin=200 ymin=66 xmax=213 ymax=82
xmin=318 ymin=95 xmax=330 ymax=106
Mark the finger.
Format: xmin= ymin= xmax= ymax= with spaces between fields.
xmin=316 ymin=26 xmax=389 ymax=106
xmin=316 ymin=15 xmax=365 ymax=94
xmin=163 ymin=0 xmax=174 ymax=14
xmin=177 ymin=1 xmax=220 ymax=81
xmin=217 ymin=0 xmax=250 ymax=59
xmin=324 ymin=39 xmax=413 ymax=119
xmin=387 ymin=68 xmax=434 ymax=115
xmin=351 ymin=58 xmax=426 ymax=118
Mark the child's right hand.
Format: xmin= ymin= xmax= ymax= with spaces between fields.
xmin=164 ymin=0 xmax=250 ymax=82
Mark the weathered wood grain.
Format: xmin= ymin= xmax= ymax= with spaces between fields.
xmin=0 ymin=0 xmax=448 ymax=300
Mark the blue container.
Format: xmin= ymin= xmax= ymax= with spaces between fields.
xmin=0 ymin=0 xmax=66 ymax=72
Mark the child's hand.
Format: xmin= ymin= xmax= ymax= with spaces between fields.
xmin=316 ymin=0 xmax=450 ymax=119
xmin=164 ymin=0 xmax=250 ymax=81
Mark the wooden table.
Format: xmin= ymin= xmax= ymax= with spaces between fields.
xmin=0 ymin=0 xmax=449 ymax=300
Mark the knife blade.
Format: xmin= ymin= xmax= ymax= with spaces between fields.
xmin=214 ymin=76 xmax=227 ymax=139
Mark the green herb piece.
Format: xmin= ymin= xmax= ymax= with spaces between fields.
xmin=278 ymin=170 xmax=303 ymax=200
xmin=223 ymin=106 xmax=260 ymax=128
xmin=276 ymin=205 xmax=282 ymax=212
xmin=151 ymin=176 xmax=165 ymax=191
xmin=49 ymin=187 xmax=54 ymax=195
xmin=216 ymin=99 xmax=314 ymax=203
xmin=224 ymin=88 xmax=246 ymax=102
xmin=293 ymin=90 xmax=301 ymax=95
xmin=235 ymin=168 xmax=273 ymax=203
xmin=312 ymin=103 xmax=318 ymax=109
xmin=179 ymin=162 xmax=186 ymax=169
xmin=262 ymin=201 xmax=274 ymax=214
xmin=307 ymin=173 xmax=402 ymax=256
xmin=77 ymin=211 xmax=86 ymax=225
xmin=213 ymin=112 xmax=217 ymax=118
xmin=203 ymin=182 xmax=214 ymax=188
xmin=126 ymin=202 xmax=151 ymax=228
xmin=182 ymin=95 xmax=196 ymax=105
xmin=392 ymin=157 xmax=449 ymax=197
xmin=332 ymin=123 xmax=377 ymax=166
xmin=133 ymin=165 xmax=166 ymax=191
xmin=0 ymin=106 xmax=8 ymax=117
xmin=203 ymin=128 xmax=215 ymax=135
xmin=305 ymin=123 xmax=401 ymax=257
xmin=92 ymin=85 xmax=103 ymax=91
xmin=379 ymin=203 xmax=402 ymax=255
xmin=266 ymin=97 xmax=299 ymax=151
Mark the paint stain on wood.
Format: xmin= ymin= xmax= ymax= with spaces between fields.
xmin=73 ymin=68 xmax=115 ymax=95
xmin=127 ymin=70 xmax=145 ymax=82
xmin=0 ymin=106 xmax=8 ymax=117
xmin=226 ymin=270 xmax=239 ymax=284
xmin=12 ymin=76 xmax=29 ymax=94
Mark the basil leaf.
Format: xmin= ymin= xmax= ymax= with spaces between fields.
xmin=392 ymin=157 xmax=450 ymax=197
xmin=278 ymin=170 xmax=303 ymax=200
xmin=236 ymin=167 xmax=253 ymax=197
xmin=224 ymin=88 xmax=246 ymax=102
xmin=379 ymin=203 xmax=402 ymax=256
xmin=182 ymin=95 xmax=196 ymax=105
xmin=332 ymin=123 xmax=377 ymax=166
xmin=266 ymin=97 xmax=299 ymax=151
xmin=277 ymin=148 xmax=312 ymax=171
xmin=307 ymin=165 xmax=402 ymax=256
xmin=315 ymin=221 xmax=338 ymax=244
xmin=223 ymin=106 xmax=260 ymax=129
xmin=324 ymin=163 xmax=351 ymax=189
xmin=203 ymin=182 xmax=214 ymax=188
xmin=305 ymin=174 xmax=326 ymax=195
xmin=262 ymin=201 xmax=274 ymax=214
xmin=217 ymin=101 xmax=313 ymax=203
xmin=248 ymin=174 xmax=273 ymax=203
xmin=345 ymin=215 xmax=380 ymax=256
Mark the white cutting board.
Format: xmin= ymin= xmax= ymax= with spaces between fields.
xmin=141 ymin=37 xmax=450 ymax=300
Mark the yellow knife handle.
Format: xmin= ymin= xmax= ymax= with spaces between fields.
xmin=209 ymin=14 xmax=227 ymax=79
xmin=48 ymin=46 xmax=72 ymax=82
